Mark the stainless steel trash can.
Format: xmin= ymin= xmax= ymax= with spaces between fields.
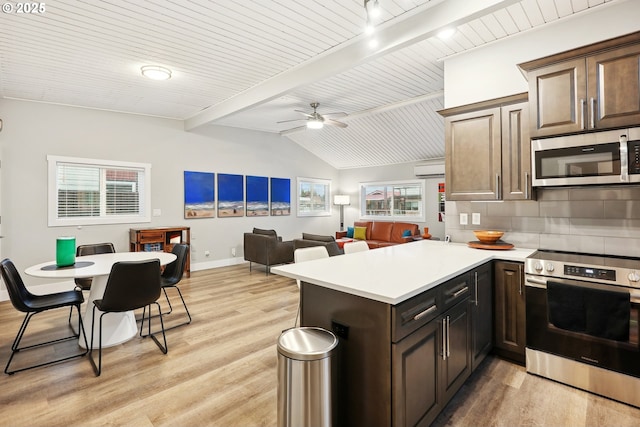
xmin=277 ymin=327 xmax=338 ymax=427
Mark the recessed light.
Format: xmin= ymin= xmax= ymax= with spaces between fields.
xmin=141 ymin=65 xmax=172 ymax=81
xmin=437 ymin=28 xmax=456 ymax=40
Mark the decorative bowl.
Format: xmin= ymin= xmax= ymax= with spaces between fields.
xmin=473 ymin=230 xmax=504 ymax=244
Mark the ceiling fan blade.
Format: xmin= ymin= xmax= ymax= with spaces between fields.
xmin=293 ymin=110 xmax=313 ymax=118
xmin=277 ymin=118 xmax=305 ymax=124
xmin=322 ymin=112 xmax=348 ymax=118
xmin=280 ymin=125 xmax=307 ymax=135
xmin=326 ymin=119 xmax=348 ymax=128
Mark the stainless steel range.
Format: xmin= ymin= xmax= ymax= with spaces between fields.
xmin=525 ymin=250 xmax=640 ymax=407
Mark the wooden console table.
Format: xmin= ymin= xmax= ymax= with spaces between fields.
xmin=129 ymin=226 xmax=190 ymax=277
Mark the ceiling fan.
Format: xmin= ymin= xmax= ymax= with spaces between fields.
xmin=278 ymin=102 xmax=348 ymax=131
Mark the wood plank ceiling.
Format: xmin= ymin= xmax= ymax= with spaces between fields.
xmin=0 ymin=0 xmax=620 ymax=169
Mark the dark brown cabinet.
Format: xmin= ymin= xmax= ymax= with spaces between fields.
xmin=129 ymin=226 xmax=191 ymax=277
xmin=440 ymin=94 xmax=532 ymax=201
xmin=493 ymin=260 xmax=525 ymax=364
xmin=470 ymin=262 xmax=493 ymax=371
xmin=521 ymin=32 xmax=640 ymax=138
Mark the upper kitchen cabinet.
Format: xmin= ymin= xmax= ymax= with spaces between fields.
xmin=439 ymin=94 xmax=532 ymax=201
xmin=520 ymin=31 xmax=640 ymax=138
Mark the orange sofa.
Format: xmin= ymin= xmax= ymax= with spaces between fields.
xmin=336 ymin=221 xmax=420 ymax=249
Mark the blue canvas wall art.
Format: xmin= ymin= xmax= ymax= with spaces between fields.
xmin=218 ymin=173 xmax=244 ymax=217
xmin=246 ymin=175 xmax=269 ymax=216
xmin=270 ymin=177 xmax=291 ymax=216
xmin=184 ymin=171 xmax=215 ymax=218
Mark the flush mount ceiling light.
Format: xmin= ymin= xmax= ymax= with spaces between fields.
xmin=141 ymin=65 xmax=172 ymax=81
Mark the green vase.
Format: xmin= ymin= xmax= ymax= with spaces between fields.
xmin=56 ymin=236 xmax=76 ymax=267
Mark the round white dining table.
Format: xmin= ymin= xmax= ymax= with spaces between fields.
xmin=25 ymin=251 xmax=177 ymax=349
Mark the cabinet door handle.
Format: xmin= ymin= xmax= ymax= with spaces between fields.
xmin=413 ymin=304 xmax=437 ymax=321
xmin=442 ymin=319 xmax=447 ymax=361
xmin=474 ymin=272 xmax=479 ymax=307
xmin=518 ymin=264 xmax=523 ymax=295
xmin=525 ymin=172 xmax=529 ymax=199
xmin=580 ymin=98 xmax=586 ymax=130
xmin=446 ymin=315 xmax=451 ymax=358
xmin=452 ymin=286 xmax=469 ymax=299
xmin=495 ymin=174 xmax=500 ymax=200
xmin=590 ymin=97 xmax=596 ymax=129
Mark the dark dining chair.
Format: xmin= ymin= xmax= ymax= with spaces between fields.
xmin=0 ymin=258 xmax=89 ymax=374
xmin=89 ymin=259 xmax=167 ymax=376
xmin=74 ymin=242 xmax=116 ymax=291
xmin=158 ymin=243 xmax=191 ymax=329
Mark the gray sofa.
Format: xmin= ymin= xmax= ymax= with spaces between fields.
xmin=293 ymin=233 xmax=343 ymax=257
xmin=243 ymin=228 xmax=294 ymax=275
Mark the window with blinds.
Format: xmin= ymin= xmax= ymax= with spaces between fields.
xmin=48 ymin=156 xmax=151 ymax=226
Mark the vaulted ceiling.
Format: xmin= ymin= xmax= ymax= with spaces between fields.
xmin=0 ymin=0 xmax=619 ymax=169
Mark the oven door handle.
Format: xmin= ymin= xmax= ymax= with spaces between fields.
xmin=525 ymin=276 xmax=547 ymax=288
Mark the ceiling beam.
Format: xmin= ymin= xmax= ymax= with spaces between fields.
xmin=184 ymin=0 xmax=520 ymax=131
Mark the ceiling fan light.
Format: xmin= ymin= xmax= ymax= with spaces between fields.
xmin=307 ymin=119 xmax=324 ymax=129
xmin=141 ymin=65 xmax=172 ymax=80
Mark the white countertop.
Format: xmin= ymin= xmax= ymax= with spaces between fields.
xmin=271 ymin=240 xmax=535 ymax=305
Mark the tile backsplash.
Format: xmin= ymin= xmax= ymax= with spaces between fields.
xmin=445 ymin=186 xmax=640 ymax=257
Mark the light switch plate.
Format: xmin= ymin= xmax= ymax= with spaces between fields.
xmin=459 ymin=213 xmax=468 ymax=225
xmin=472 ymin=213 xmax=481 ymax=225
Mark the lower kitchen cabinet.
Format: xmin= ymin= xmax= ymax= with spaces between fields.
xmin=470 ymin=262 xmax=493 ymax=371
xmin=493 ymin=260 xmax=526 ymax=364
xmin=392 ymin=297 xmax=471 ymax=427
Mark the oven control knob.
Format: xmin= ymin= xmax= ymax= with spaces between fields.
xmin=534 ymin=262 xmax=543 ymax=272
xmin=628 ymin=271 xmax=640 ymax=283
xmin=545 ymin=263 xmax=555 ymax=273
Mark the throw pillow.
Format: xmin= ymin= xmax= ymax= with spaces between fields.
xmin=302 ymin=233 xmax=335 ymax=242
xmin=346 ymin=226 xmax=354 ymax=238
xmin=253 ymin=228 xmax=277 ymax=237
xmin=354 ymin=226 xmax=367 ymax=240
xmin=402 ymin=229 xmax=412 ymax=237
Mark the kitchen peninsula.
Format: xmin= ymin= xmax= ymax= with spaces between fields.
xmin=272 ymin=240 xmax=534 ymax=427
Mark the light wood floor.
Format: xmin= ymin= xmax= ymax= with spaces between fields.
xmin=1 ymin=263 xmax=640 ymax=426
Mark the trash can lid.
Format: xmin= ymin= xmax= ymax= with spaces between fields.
xmin=278 ymin=327 xmax=338 ymax=361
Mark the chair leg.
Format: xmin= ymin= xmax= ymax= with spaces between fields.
xmin=163 ymin=287 xmax=174 ymax=315
xmin=142 ymin=302 xmax=168 ymax=354
xmin=88 ymin=306 xmax=105 ymax=376
xmin=5 ymin=307 xmax=89 ymax=375
xmin=160 ymin=286 xmax=192 ymax=331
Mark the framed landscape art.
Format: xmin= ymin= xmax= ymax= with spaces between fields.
xmin=270 ymin=177 xmax=290 ymax=216
xmin=184 ymin=171 xmax=215 ymax=218
xmin=246 ymin=175 xmax=269 ymax=216
xmin=218 ymin=173 xmax=244 ymax=217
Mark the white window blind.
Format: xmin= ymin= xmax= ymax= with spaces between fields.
xmin=48 ymin=156 xmax=151 ymax=226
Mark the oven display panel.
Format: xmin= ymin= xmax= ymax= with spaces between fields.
xmin=564 ymin=265 xmax=616 ymax=281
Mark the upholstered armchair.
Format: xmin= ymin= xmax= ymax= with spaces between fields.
xmin=243 ymin=228 xmax=294 ymax=275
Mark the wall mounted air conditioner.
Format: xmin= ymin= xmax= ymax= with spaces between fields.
xmin=414 ymin=161 xmax=445 ymax=177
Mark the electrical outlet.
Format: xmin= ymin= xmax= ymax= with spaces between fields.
xmin=332 ymin=320 xmax=349 ymax=339
xmin=204 ymin=250 xmax=210 ymax=257
xmin=472 ymin=213 xmax=481 ymax=225
xmin=459 ymin=213 xmax=468 ymax=225
xmin=231 ymin=247 xmax=236 ymax=257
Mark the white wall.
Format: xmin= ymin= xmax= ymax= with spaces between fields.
xmin=0 ymin=98 xmax=340 ymax=291
xmin=338 ymin=163 xmax=446 ymax=240
xmin=444 ymin=0 xmax=640 ymax=108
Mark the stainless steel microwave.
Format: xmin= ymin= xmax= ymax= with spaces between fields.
xmin=531 ymin=127 xmax=640 ymax=187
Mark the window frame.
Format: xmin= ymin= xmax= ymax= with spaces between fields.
xmin=47 ymin=155 xmax=151 ymax=227
xmin=296 ymin=177 xmax=332 ymax=217
xmin=359 ymin=179 xmax=426 ymax=222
